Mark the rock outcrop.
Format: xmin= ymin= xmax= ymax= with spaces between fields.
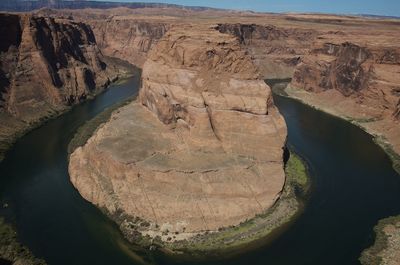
xmin=360 ymin=216 xmax=400 ymax=265
xmin=0 ymin=13 xmax=129 ymax=160
xmin=90 ymin=19 xmax=170 ymax=67
xmin=0 ymin=0 xmax=219 ymax=12
xmin=69 ymin=25 xmax=287 ymax=244
xmin=288 ymin=38 xmax=400 ymax=155
xmin=0 ymin=218 xmax=46 ymax=265
xmin=215 ymin=23 xmax=317 ymax=79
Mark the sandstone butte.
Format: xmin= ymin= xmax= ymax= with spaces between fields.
xmin=68 ymin=24 xmax=287 ymax=245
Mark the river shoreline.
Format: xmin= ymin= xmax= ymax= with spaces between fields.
xmin=0 ymin=68 xmax=137 ymax=265
xmin=270 ymin=81 xmax=400 ymax=176
xmin=68 ymin=97 xmax=312 ymax=256
xmin=360 ymin=215 xmax=400 ymax=265
xmin=0 ymin=218 xmax=46 ymax=265
xmin=269 ymin=79 xmax=400 ymax=265
xmin=66 ymin=73 xmax=312 ymax=255
xmin=0 ymin=64 xmax=137 ymax=163
xmin=146 ymin=151 xmax=311 ymax=257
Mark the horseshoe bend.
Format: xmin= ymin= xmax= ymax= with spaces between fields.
xmin=68 ymin=25 xmax=292 ymax=251
xmin=0 ymin=1 xmax=399 ymax=264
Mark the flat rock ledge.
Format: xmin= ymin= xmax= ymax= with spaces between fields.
xmin=360 ymin=216 xmax=400 ymax=265
xmin=69 ymin=25 xmax=288 ymax=251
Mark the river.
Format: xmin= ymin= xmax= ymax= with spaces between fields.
xmin=0 ymin=77 xmax=399 ymax=265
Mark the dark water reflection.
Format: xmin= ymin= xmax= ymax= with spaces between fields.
xmin=0 ymin=78 xmax=399 ymax=265
xmin=0 ymin=74 xmax=152 ymax=265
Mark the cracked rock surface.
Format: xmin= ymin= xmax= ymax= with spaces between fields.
xmin=69 ymin=25 xmax=286 ymax=238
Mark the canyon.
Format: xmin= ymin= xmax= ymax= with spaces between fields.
xmin=288 ymin=32 xmax=400 ymax=171
xmin=0 ymin=13 xmax=132 ymax=161
xmin=0 ymin=3 xmax=399 ymax=263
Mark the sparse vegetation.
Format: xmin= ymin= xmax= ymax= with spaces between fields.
xmin=159 ymin=150 xmax=310 ymax=255
xmin=374 ymin=136 xmax=400 ymax=175
xmin=0 ymin=218 xmax=46 ymax=265
xmin=93 ymin=150 xmax=311 ymax=257
xmin=360 ymin=215 xmax=400 ymax=265
xmin=67 ymin=94 xmax=137 ymax=155
xmin=281 ymin=83 xmax=400 ymax=176
xmin=286 ymin=152 xmax=309 ymax=188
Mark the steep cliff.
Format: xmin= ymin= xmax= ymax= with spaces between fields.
xmin=0 ymin=13 xmax=130 ymax=160
xmin=0 ymin=0 xmax=220 ymax=12
xmin=69 ymin=25 xmax=287 ymax=247
xmin=288 ymin=38 xmax=400 ymax=156
xmin=34 ymin=8 xmax=172 ymax=67
xmin=90 ymin=19 xmax=170 ymax=67
xmin=216 ymin=23 xmax=317 ymax=78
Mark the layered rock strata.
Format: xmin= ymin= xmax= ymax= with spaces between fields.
xmin=288 ymin=38 xmax=400 ymax=158
xmin=34 ymin=9 xmax=172 ymax=68
xmin=216 ymin=23 xmax=317 ymax=79
xmin=90 ymin=19 xmax=170 ymax=67
xmin=69 ymin=25 xmax=287 ymax=243
xmin=0 ymin=13 xmax=129 ymax=160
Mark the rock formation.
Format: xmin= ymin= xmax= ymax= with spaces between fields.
xmin=289 ymin=37 xmax=400 ymax=155
xmin=0 ymin=13 xmax=129 ymax=160
xmin=216 ymin=23 xmax=317 ymax=78
xmin=69 ymin=25 xmax=287 ymax=243
xmin=360 ymin=216 xmax=400 ymax=265
xmin=0 ymin=218 xmax=46 ymax=265
xmin=90 ymin=19 xmax=170 ymax=67
xmin=34 ymin=9 xmax=172 ymax=68
xmin=0 ymin=1 xmax=220 ymax=12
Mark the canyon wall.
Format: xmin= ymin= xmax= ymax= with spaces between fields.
xmin=216 ymin=23 xmax=317 ymax=78
xmin=69 ymin=24 xmax=287 ymax=244
xmin=288 ymin=37 xmax=400 ymax=155
xmin=0 ymin=13 xmax=129 ymax=160
xmin=34 ymin=9 xmax=172 ymax=67
xmin=0 ymin=1 xmax=219 ymax=12
xmin=89 ymin=19 xmax=170 ymax=67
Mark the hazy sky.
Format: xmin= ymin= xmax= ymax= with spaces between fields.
xmin=103 ymin=0 xmax=400 ymax=16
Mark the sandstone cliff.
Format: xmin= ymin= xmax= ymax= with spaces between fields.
xmin=215 ymin=23 xmax=317 ymax=79
xmin=0 ymin=13 xmax=129 ymax=160
xmin=90 ymin=19 xmax=170 ymax=67
xmin=69 ymin=25 xmax=287 ymax=244
xmin=289 ymin=37 xmax=400 ymax=156
xmin=0 ymin=0 xmax=219 ymax=12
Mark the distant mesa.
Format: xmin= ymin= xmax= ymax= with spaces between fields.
xmin=0 ymin=0 xmax=222 ymax=12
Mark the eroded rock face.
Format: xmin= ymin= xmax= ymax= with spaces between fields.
xmin=293 ymin=42 xmax=373 ymax=96
xmin=69 ymin=25 xmax=287 ymax=240
xmin=289 ymin=39 xmax=400 ymax=154
xmin=0 ymin=14 xmax=122 ymax=122
xmin=90 ymin=19 xmax=170 ymax=67
xmin=0 ymin=13 xmax=128 ymax=160
xmin=216 ymin=23 xmax=317 ymax=79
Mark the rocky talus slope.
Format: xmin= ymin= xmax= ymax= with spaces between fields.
xmin=69 ymin=25 xmax=287 ymax=246
xmin=0 ymin=13 xmax=130 ymax=160
xmin=288 ymin=36 xmax=400 ymax=164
